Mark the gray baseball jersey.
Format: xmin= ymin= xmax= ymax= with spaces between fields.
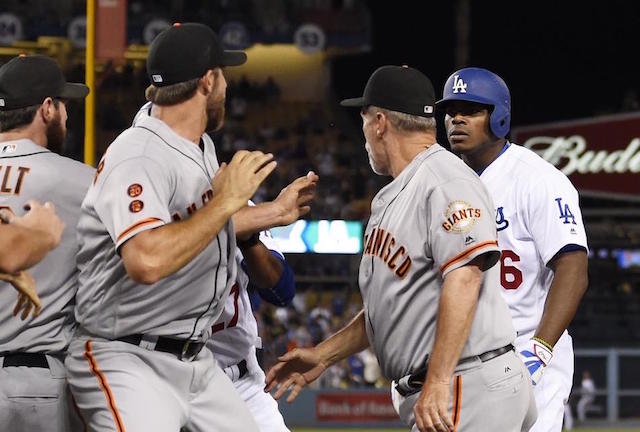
xmin=0 ymin=139 xmax=94 ymax=353
xmin=359 ymin=144 xmax=515 ymax=381
xmin=74 ymin=114 xmax=236 ymax=340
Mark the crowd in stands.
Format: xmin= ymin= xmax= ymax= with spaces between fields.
xmin=3 ymin=0 xmax=370 ymax=46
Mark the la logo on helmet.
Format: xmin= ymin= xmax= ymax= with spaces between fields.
xmin=452 ymin=75 xmax=467 ymax=93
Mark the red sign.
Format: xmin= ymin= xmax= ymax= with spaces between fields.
xmin=511 ymin=111 xmax=640 ymax=198
xmin=97 ymin=0 xmax=127 ymax=61
xmin=316 ymin=392 xmax=398 ymax=422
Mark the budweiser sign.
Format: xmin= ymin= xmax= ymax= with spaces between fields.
xmin=512 ymin=111 xmax=640 ymax=197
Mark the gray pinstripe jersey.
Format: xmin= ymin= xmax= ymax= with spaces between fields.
xmin=0 ymin=139 xmax=94 ymax=353
xmin=359 ymin=144 xmax=515 ymax=380
xmin=74 ymin=115 xmax=236 ymax=340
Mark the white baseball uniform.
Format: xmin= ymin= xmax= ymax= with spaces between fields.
xmin=0 ymin=139 xmax=94 ymax=431
xmin=208 ymin=230 xmax=290 ymax=432
xmin=479 ymin=142 xmax=588 ymax=432
xmin=65 ymin=114 xmax=258 ymax=431
xmin=365 ymin=144 xmax=536 ymax=431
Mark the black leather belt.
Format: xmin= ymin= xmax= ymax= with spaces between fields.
xmin=116 ymin=334 xmax=205 ymax=361
xmin=395 ymin=344 xmax=514 ymax=397
xmin=2 ymin=352 xmax=49 ymax=368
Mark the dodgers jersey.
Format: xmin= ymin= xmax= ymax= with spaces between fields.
xmin=480 ymin=143 xmax=588 ymax=336
xmin=75 ymin=114 xmax=236 ymax=340
xmin=209 ymin=230 xmax=283 ymax=368
xmin=0 ymin=139 xmax=94 ymax=352
xmin=359 ymin=144 xmax=515 ymax=381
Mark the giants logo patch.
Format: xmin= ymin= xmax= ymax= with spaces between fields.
xmin=442 ymin=200 xmax=481 ymax=233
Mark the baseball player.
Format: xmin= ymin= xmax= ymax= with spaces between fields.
xmin=211 ymin=230 xmax=293 ymax=432
xmin=437 ymin=67 xmax=589 ymax=432
xmin=132 ymin=101 xmax=318 ymax=431
xmin=0 ymin=54 xmax=93 ymax=431
xmin=211 ymin=174 xmax=318 ymax=432
xmin=265 ymin=65 xmax=537 ymax=432
xmin=65 ymin=23 xmax=273 ymax=431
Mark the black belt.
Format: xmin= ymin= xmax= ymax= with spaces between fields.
xmin=116 ymin=334 xmax=205 ymax=361
xmin=2 ymin=352 xmax=49 ymax=368
xmin=395 ymin=344 xmax=514 ymax=397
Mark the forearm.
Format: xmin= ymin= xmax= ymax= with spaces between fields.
xmin=0 ymin=226 xmax=53 ymax=273
xmin=233 ymin=202 xmax=285 ymax=239
xmin=426 ymin=265 xmax=481 ymax=383
xmin=241 ymin=242 xmax=283 ymax=289
xmin=535 ymin=251 xmax=589 ymax=346
xmin=121 ymin=194 xmax=235 ymax=283
xmin=316 ymin=309 xmax=370 ymax=366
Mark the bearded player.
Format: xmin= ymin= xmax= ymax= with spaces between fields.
xmin=437 ymin=67 xmax=589 ymax=432
xmin=132 ymin=100 xmax=317 ymax=431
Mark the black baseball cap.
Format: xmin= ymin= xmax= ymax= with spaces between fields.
xmin=0 ymin=55 xmax=89 ymax=111
xmin=340 ymin=65 xmax=435 ymax=118
xmin=146 ymin=22 xmax=247 ymax=87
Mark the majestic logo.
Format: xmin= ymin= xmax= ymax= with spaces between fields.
xmin=555 ymin=197 xmax=576 ymax=225
xmin=1 ymin=144 xmax=16 ymax=154
xmin=442 ymin=201 xmax=481 ymax=233
xmin=451 ymin=75 xmax=467 ymax=94
xmin=464 ymin=235 xmax=475 ymax=246
xmin=496 ymin=207 xmax=509 ymax=232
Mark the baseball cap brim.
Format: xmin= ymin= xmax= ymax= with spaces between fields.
xmin=340 ymin=96 xmax=366 ymax=107
xmin=59 ymin=82 xmax=90 ymax=99
xmin=222 ymin=51 xmax=247 ymax=67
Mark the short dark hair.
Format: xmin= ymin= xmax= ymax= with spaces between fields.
xmin=0 ymin=104 xmax=39 ymax=132
xmin=145 ymin=78 xmax=200 ymax=106
xmin=0 ymin=99 xmax=61 ymax=132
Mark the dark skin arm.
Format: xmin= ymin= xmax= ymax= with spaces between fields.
xmin=535 ymin=250 xmax=588 ymax=346
xmin=239 ymin=241 xmax=283 ymax=289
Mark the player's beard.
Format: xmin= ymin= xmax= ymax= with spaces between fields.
xmin=205 ymin=94 xmax=226 ymax=133
xmin=365 ymin=141 xmax=386 ymax=176
xmin=45 ymin=111 xmax=66 ymax=155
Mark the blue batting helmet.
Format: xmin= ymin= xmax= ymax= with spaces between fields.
xmin=436 ymin=67 xmax=511 ymax=138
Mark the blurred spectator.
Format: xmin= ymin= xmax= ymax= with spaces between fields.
xmin=361 ymin=347 xmax=382 ymax=387
xmin=577 ymin=370 xmax=597 ymax=421
xmin=347 ymin=354 xmax=364 ymax=385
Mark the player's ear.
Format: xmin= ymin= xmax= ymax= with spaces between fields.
xmin=375 ymin=111 xmax=387 ymax=137
xmin=199 ymin=69 xmax=216 ymax=95
xmin=39 ymin=97 xmax=56 ymax=123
